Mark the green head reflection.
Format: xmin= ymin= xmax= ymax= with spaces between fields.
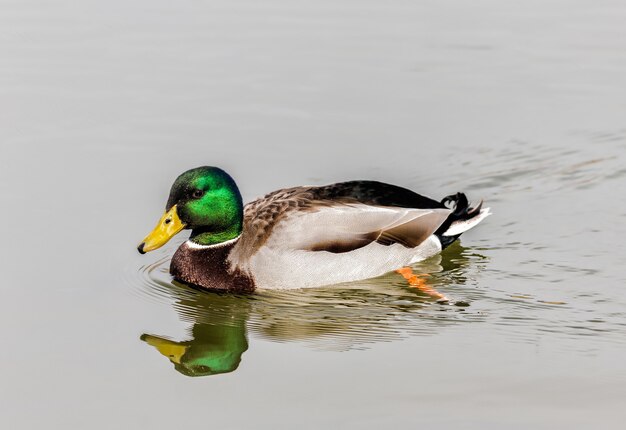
xmin=141 ymin=285 xmax=250 ymax=377
xmin=141 ymin=324 xmax=247 ymax=377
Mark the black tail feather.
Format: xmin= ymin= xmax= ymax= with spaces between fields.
xmin=435 ymin=192 xmax=482 ymax=249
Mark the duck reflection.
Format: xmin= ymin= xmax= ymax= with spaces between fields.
xmin=141 ymin=290 xmax=251 ymax=377
xmin=141 ymin=242 xmax=486 ymax=377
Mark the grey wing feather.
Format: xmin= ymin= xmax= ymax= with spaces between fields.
xmin=231 ymin=183 xmax=451 ymax=261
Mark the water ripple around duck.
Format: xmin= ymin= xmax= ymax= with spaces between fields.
xmin=125 ymin=241 xmax=522 ymax=351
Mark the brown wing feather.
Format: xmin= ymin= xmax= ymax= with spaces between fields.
xmin=234 ymin=186 xmax=318 ymax=260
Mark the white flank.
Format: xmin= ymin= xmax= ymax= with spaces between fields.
xmin=232 ymin=204 xmax=451 ymax=290
xmin=408 ymin=235 xmax=442 ymax=263
xmin=442 ymin=208 xmax=492 ymax=237
xmin=246 ymin=237 xmax=445 ymax=290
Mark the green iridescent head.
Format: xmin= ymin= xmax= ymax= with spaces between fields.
xmin=138 ymin=166 xmax=243 ymax=252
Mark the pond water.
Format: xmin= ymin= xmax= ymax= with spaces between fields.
xmin=1 ymin=0 xmax=626 ymax=428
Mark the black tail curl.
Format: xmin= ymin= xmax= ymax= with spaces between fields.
xmin=435 ymin=192 xmax=483 ymax=249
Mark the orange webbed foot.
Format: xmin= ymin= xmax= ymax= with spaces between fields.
xmin=395 ymin=267 xmax=448 ymax=302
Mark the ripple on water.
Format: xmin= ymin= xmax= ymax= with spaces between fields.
xmin=422 ymin=133 xmax=626 ymax=198
xmin=125 ymin=237 xmax=626 ymax=355
xmin=126 ymin=242 xmax=498 ymax=351
xmin=122 ymin=237 xmax=192 ymax=306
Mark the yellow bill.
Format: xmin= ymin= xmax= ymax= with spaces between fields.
xmin=141 ymin=334 xmax=188 ymax=365
xmin=137 ymin=205 xmax=185 ymax=254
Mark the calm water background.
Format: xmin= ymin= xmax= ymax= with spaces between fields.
xmin=1 ymin=0 xmax=626 ymax=428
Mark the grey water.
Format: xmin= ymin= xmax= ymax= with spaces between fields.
xmin=1 ymin=0 xmax=626 ymax=428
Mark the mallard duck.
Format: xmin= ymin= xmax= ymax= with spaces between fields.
xmin=137 ymin=166 xmax=490 ymax=292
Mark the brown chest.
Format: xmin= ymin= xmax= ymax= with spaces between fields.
xmin=169 ymin=242 xmax=255 ymax=293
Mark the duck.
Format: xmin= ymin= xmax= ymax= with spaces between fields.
xmin=137 ymin=166 xmax=490 ymax=292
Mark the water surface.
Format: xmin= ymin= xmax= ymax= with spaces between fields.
xmin=1 ymin=0 xmax=626 ymax=428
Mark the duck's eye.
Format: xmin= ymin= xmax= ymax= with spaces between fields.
xmin=192 ymin=189 xmax=205 ymax=199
